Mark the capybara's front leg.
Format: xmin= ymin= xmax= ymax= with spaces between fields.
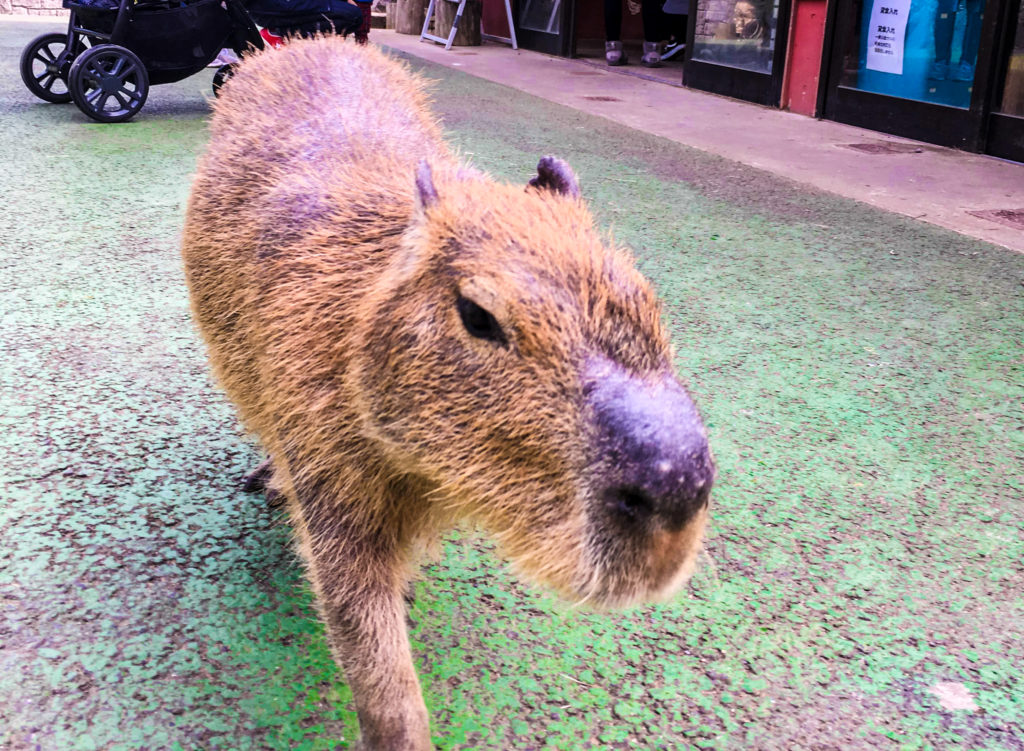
xmin=323 ymin=585 xmax=429 ymax=751
xmin=298 ymin=515 xmax=430 ymax=750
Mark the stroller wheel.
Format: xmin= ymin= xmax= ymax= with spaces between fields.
xmin=212 ymin=64 xmax=237 ymax=98
xmin=69 ymin=44 xmax=149 ymax=124
xmin=20 ymin=32 xmax=79 ymax=104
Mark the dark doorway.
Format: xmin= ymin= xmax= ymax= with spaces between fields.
xmin=986 ymin=0 xmax=1024 ymax=161
xmin=514 ymin=0 xmax=574 ymax=55
xmin=569 ymin=0 xmax=688 ymax=86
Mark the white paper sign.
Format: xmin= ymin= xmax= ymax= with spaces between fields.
xmin=865 ymin=0 xmax=910 ymax=75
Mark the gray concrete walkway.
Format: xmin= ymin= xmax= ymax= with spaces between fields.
xmin=377 ymin=29 xmax=1024 ymax=253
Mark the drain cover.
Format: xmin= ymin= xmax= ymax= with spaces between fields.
xmin=583 ymin=95 xmax=621 ymax=102
xmin=967 ymin=209 xmax=1024 ymax=230
xmin=841 ymin=142 xmax=925 ymax=154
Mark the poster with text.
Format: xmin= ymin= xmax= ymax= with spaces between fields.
xmin=865 ymin=0 xmax=910 ymax=75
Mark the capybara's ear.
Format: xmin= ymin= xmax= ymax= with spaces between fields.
xmin=528 ymin=156 xmax=580 ymax=198
xmin=416 ymin=159 xmax=439 ymax=209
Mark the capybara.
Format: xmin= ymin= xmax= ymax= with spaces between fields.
xmin=182 ymin=36 xmax=714 ymax=750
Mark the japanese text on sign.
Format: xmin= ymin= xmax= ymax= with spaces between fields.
xmin=865 ymin=0 xmax=909 ymax=75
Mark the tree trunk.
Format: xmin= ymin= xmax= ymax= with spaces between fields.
xmin=394 ymin=0 xmax=426 ymax=35
xmin=435 ymin=0 xmax=481 ymax=46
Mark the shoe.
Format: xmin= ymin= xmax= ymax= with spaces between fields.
xmin=641 ymin=41 xmax=662 ymax=67
xmin=605 ymin=40 xmax=627 ymax=66
xmin=950 ymin=61 xmax=974 ymax=82
xmin=208 ymin=48 xmax=240 ymax=68
xmin=927 ymin=61 xmax=947 ymax=80
xmin=661 ymin=40 xmax=685 ymax=61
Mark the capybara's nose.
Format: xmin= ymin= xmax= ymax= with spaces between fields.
xmin=587 ymin=360 xmax=714 ymax=530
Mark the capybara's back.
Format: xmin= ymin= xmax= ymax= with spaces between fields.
xmin=183 ymin=37 xmax=714 ymax=750
xmin=184 ymin=40 xmax=446 ymax=431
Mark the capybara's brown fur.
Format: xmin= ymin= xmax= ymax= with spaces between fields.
xmin=183 ymin=37 xmax=714 ymax=750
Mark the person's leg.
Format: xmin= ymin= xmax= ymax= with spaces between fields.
xmin=604 ymin=0 xmax=622 ymax=40
xmin=324 ymin=0 xmax=364 ymax=35
xmin=950 ymin=0 xmax=984 ymax=81
xmin=605 ymin=0 xmax=627 ymax=65
xmin=640 ymin=0 xmax=662 ymax=66
xmin=960 ymin=0 xmax=983 ymax=64
xmin=659 ymin=0 xmax=686 ymax=60
xmin=641 ymin=0 xmax=661 ymax=41
xmin=933 ymin=0 xmax=957 ymax=63
xmin=354 ymin=0 xmax=372 ymax=44
xmin=929 ymin=0 xmax=957 ymax=79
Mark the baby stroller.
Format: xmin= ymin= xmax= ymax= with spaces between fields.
xmin=19 ymin=0 xmax=361 ymax=123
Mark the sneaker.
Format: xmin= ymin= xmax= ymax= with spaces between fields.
xmin=641 ymin=41 xmax=662 ymax=68
xmin=950 ymin=61 xmax=974 ymax=82
xmin=208 ymin=48 xmax=240 ymax=68
xmin=927 ymin=61 xmax=947 ymax=80
xmin=661 ymin=40 xmax=685 ymax=61
xmin=605 ymin=40 xmax=627 ymax=66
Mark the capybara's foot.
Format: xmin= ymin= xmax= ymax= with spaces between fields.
xmin=243 ymin=458 xmax=285 ymax=507
xmin=242 ymin=458 xmax=273 ymax=493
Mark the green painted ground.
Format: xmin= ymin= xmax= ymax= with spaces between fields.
xmin=2 ymin=21 xmax=1022 ymax=751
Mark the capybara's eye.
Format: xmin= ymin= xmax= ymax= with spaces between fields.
xmin=456 ymin=296 xmax=507 ymax=346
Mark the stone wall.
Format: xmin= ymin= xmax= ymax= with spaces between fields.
xmin=1 ymin=0 xmax=68 ymax=15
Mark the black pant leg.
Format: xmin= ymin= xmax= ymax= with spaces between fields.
xmin=604 ymin=0 xmax=622 ymax=41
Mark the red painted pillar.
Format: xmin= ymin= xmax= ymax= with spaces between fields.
xmin=782 ymin=0 xmax=828 ymax=116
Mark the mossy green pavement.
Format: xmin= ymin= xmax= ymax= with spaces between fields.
xmin=2 ymin=21 xmax=1022 ymax=750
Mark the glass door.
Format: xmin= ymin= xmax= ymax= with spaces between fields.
xmin=684 ymin=0 xmax=792 ymax=105
xmin=823 ymin=0 xmax=1000 ymax=150
xmin=986 ymin=0 xmax=1024 ymax=161
xmin=515 ymin=0 xmax=574 ymax=56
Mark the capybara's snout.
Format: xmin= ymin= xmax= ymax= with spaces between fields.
xmin=578 ymin=358 xmax=713 ymax=607
xmin=587 ymin=358 xmax=714 ymax=532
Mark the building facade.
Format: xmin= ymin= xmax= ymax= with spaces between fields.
xmin=487 ymin=0 xmax=1024 ymax=162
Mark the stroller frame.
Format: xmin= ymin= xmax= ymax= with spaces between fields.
xmin=20 ymin=0 xmax=265 ymax=122
xmin=20 ymin=0 xmax=364 ymax=123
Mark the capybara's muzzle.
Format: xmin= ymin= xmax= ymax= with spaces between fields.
xmin=586 ymin=358 xmax=714 ymax=532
